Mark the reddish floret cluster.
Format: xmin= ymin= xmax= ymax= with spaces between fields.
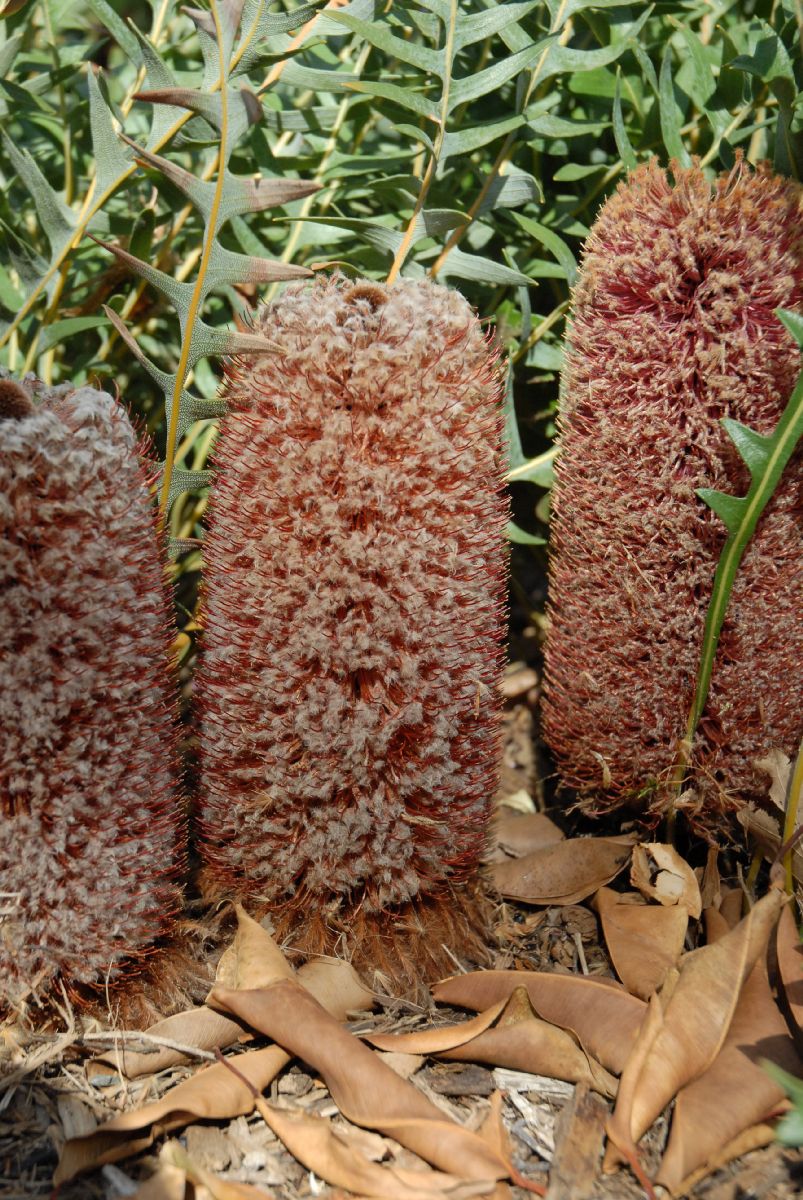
xmin=543 ymin=159 xmax=803 ymax=830
xmin=0 ymin=380 xmax=184 ymax=1010
xmin=197 ymin=275 xmax=508 ymax=985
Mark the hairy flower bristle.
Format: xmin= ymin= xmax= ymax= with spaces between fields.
xmin=543 ymin=158 xmax=803 ymax=830
xmin=0 ymin=383 xmax=184 ymax=1009
xmin=197 ymin=274 xmax=508 ymax=987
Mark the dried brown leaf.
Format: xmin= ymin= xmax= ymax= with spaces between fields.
xmin=661 ymin=1124 xmax=777 ymax=1199
xmin=56 ymin=919 xmax=371 ymax=1185
xmin=699 ymin=848 xmax=721 ymax=912
xmin=776 ymin=902 xmax=803 ymax=1047
xmin=432 ymin=971 xmax=645 ymax=1075
xmin=736 ymin=804 xmax=803 ymax=884
xmin=755 ymin=749 xmax=791 ymax=813
xmin=493 ymin=813 xmax=564 ymax=857
xmin=89 ymin=907 xmax=301 ymax=1080
xmin=367 ymin=989 xmax=616 ymax=1096
xmin=592 ymin=888 xmax=687 ymax=1000
xmin=605 ymin=885 xmax=786 ymax=1167
xmin=255 ymin=1102 xmax=496 ymax=1199
xmin=208 ymin=979 xmax=511 ymax=1184
xmin=655 ymin=907 xmax=801 ymax=1195
xmin=478 ymin=1091 xmax=515 ymax=1200
xmin=630 ymin=845 xmax=702 ymax=918
xmin=489 ymin=837 xmax=633 ymax=905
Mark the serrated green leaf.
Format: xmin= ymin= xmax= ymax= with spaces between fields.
xmin=441 ymin=113 xmax=525 ymax=159
xmin=721 ymin=417 xmax=774 ymax=478
xmin=510 ymin=212 xmax=577 ymax=285
xmin=696 ymin=487 xmax=748 ymax=532
xmin=508 ymin=447 xmax=556 ymax=486
xmin=659 ymin=45 xmax=691 ymax=166
xmin=478 ymin=169 xmax=542 ymax=213
xmin=613 ymin=69 xmax=638 ymax=169
xmin=778 ymin=307 xmax=803 ymax=347
xmin=1 ymin=131 xmax=75 ymax=251
xmin=525 ymin=112 xmax=608 ymax=139
xmin=344 ymin=79 xmax=439 ymax=121
xmin=96 ymin=238 xmax=194 ymax=310
xmin=680 ymin=324 xmax=803 ymax=783
xmin=673 ymin=20 xmax=716 ymax=108
xmin=503 ymin=364 xmax=526 ymax=471
xmin=450 ymin=37 xmax=556 ymax=108
xmin=394 ymin=122 xmax=436 ymax=156
xmin=87 ymin=68 xmax=132 ymax=197
xmin=435 ymin=247 xmax=531 ymax=287
xmin=763 ymin=1063 xmax=803 ymax=1147
xmin=541 ymin=7 xmax=653 ymax=81
xmin=507 ymin=520 xmax=546 ymax=545
xmin=86 ymin=0 xmax=141 ymax=63
xmin=129 ymin=207 xmax=155 ymax=262
xmin=453 ymin=1 xmax=542 ymax=51
xmin=326 ymin=10 xmax=441 ymax=75
xmin=0 ymin=32 xmax=23 ymax=78
xmin=38 ymin=315 xmax=107 ymax=353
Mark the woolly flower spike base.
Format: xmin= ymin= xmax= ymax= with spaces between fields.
xmin=0 ymin=376 xmax=184 ymax=1013
xmin=543 ymin=159 xmax=803 ymax=832
xmin=198 ymin=274 xmax=507 ymax=993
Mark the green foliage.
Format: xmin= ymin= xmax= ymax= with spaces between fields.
xmin=0 ymin=0 xmax=800 ymax=563
xmin=764 ymin=1061 xmax=803 ymax=1147
xmin=673 ymin=308 xmax=803 ymax=792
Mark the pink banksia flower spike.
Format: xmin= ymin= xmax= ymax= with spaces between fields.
xmin=0 ymin=376 xmax=185 ymax=1013
xmin=542 ymin=157 xmax=803 ymax=832
xmin=197 ymin=274 xmax=508 ymax=991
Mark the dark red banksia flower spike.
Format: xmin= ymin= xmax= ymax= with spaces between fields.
xmin=0 ymin=378 xmax=184 ymax=1011
xmin=197 ymin=274 xmax=508 ymax=991
xmin=543 ymin=158 xmax=803 ymax=832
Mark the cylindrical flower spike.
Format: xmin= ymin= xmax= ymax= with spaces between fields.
xmin=543 ymin=158 xmax=803 ymax=830
xmin=197 ymin=275 xmax=508 ymax=988
xmin=0 ymin=378 xmax=184 ymax=1010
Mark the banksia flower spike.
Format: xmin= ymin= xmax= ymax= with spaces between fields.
xmin=0 ymin=377 xmax=184 ymax=1010
xmin=198 ymin=274 xmax=508 ymax=989
xmin=543 ymin=158 xmax=803 ymax=831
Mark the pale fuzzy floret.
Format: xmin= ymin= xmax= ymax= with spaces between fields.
xmin=543 ymin=159 xmax=803 ymax=827
xmin=0 ymin=384 xmax=183 ymax=1005
xmin=199 ymin=275 xmax=508 ymax=917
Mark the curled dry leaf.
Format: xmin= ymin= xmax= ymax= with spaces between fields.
xmin=630 ymin=845 xmax=702 ymax=918
xmin=655 ymin=908 xmax=801 ymax=1195
xmin=208 ymin=979 xmax=511 ymax=1185
xmin=256 ymin=1100 xmax=497 ymax=1200
xmin=489 ymin=837 xmax=633 ymax=906
xmin=592 ymin=888 xmax=687 ymax=1000
xmin=698 ymin=847 xmax=721 ymax=912
xmin=776 ymin=903 xmax=803 ymax=1048
xmin=479 ymin=1092 xmax=515 ymax=1200
xmin=56 ymin=919 xmax=373 ymax=1185
xmin=605 ymin=885 xmax=786 ymax=1170
xmin=754 ymin=749 xmax=791 ymax=813
xmin=432 ymin=970 xmax=645 ymax=1075
xmin=736 ymin=804 xmax=803 ymax=885
xmin=662 ymin=1124 xmax=777 ymax=1199
xmin=366 ymin=988 xmax=616 ymax=1097
xmin=492 ymin=812 xmax=564 ymax=858
xmin=89 ymin=906 xmax=303 ymax=1080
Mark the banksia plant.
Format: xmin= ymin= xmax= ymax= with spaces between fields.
xmin=543 ymin=158 xmax=803 ymax=831
xmin=0 ymin=377 xmax=184 ymax=1010
xmin=197 ymin=274 xmax=508 ymax=988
